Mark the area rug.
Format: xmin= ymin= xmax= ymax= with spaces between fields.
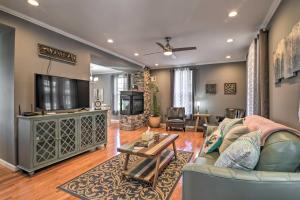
xmin=58 ymin=150 xmax=193 ymax=200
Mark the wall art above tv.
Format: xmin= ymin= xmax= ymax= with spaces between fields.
xmin=38 ymin=43 xmax=77 ymax=65
xmin=273 ymin=20 xmax=300 ymax=83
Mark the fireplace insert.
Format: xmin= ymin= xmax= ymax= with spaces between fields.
xmin=120 ymin=91 xmax=144 ymax=115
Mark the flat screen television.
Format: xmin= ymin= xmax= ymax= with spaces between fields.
xmin=35 ymin=74 xmax=90 ymax=111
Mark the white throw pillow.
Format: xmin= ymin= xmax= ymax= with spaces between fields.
xmin=214 ymin=131 xmax=261 ymax=171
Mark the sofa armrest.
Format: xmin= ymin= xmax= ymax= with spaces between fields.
xmin=182 ymin=163 xmax=300 ymax=200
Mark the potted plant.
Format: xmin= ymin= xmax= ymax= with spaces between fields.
xmin=148 ymin=82 xmax=161 ymax=128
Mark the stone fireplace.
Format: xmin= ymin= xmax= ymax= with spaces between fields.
xmin=120 ymin=68 xmax=151 ymax=131
xmin=120 ymin=91 xmax=144 ymax=115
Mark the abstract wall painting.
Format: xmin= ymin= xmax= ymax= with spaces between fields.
xmin=206 ymin=84 xmax=216 ymax=94
xmin=224 ymin=83 xmax=237 ymax=95
xmin=273 ymin=20 xmax=300 ymax=83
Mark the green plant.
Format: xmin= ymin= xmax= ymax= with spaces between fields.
xmin=149 ymin=82 xmax=160 ymax=117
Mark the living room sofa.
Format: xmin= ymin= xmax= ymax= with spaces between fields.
xmin=182 ymin=117 xmax=300 ymax=200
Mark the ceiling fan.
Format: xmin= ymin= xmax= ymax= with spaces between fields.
xmin=144 ymin=37 xmax=197 ymax=57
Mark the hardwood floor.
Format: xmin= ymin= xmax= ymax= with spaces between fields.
xmin=0 ymin=123 xmax=204 ymax=200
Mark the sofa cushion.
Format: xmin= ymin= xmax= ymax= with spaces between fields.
xmin=214 ymin=131 xmax=261 ymax=171
xmin=219 ymin=125 xmax=249 ymax=153
xmin=256 ymin=131 xmax=300 ymax=172
xmin=203 ymin=129 xmax=223 ymax=154
xmin=218 ymin=118 xmax=243 ymax=136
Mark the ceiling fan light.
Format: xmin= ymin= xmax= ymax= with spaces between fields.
xmin=164 ymin=51 xmax=173 ymax=56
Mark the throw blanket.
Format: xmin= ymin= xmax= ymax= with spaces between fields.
xmin=244 ymin=115 xmax=300 ymax=146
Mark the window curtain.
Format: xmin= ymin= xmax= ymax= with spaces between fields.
xmin=247 ymin=29 xmax=269 ymax=117
xmin=173 ymin=68 xmax=193 ymax=117
xmin=112 ymin=74 xmax=128 ymax=115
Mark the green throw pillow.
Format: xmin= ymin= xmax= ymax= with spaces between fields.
xmin=203 ymin=129 xmax=223 ymax=154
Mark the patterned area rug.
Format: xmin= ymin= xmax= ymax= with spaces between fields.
xmin=59 ymin=150 xmax=193 ymax=200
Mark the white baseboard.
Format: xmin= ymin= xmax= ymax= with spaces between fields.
xmin=0 ymin=159 xmax=18 ymax=172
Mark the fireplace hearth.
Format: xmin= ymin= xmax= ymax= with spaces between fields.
xmin=120 ymin=91 xmax=144 ymax=115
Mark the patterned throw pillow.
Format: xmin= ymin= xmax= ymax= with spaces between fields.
xmin=219 ymin=125 xmax=249 ymax=153
xmin=214 ymin=131 xmax=261 ymax=171
xmin=203 ymin=129 xmax=223 ymax=154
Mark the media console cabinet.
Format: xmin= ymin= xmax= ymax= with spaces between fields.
xmin=17 ymin=110 xmax=107 ymax=175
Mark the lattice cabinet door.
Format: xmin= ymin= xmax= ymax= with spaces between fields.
xmin=58 ymin=117 xmax=78 ymax=158
xmin=33 ymin=119 xmax=58 ymax=166
xmin=94 ymin=113 xmax=107 ymax=145
xmin=79 ymin=115 xmax=94 ymax=150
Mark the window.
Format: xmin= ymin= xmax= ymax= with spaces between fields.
xmin=113 ymin=74 xmax=128 ymax=114
xmin=173 ymin=68 xmax=193 ymax=116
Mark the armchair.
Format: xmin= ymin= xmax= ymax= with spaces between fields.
xmin=166 ymin=107 xmax=186 ymax=132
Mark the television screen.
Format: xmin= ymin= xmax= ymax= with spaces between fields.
xmin=35 ymin=74 xmax=90 ymax=111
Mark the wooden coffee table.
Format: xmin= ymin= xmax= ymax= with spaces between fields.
xmin=117 ymin=133 xmax=179 ymax=188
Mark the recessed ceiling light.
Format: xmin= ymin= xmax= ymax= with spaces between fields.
xmin=155 ymin=64 xmax=159 ymax=66
xmin=27 ymin=0 xmax=39 ymax=6
xmin=227 ymin=38 xmax=234 ymax=43
xmin=226 ymin=55 xmax=232 ymax=59
xmin=107 ymin=39 xmax=114 ymax=43
xmin=228 ymin=11 xmax=238 ymax=18
xmin=134 ymin=53 xmax=139 ymax=56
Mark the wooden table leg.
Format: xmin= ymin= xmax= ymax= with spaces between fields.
xmin=173 ymin=142 xmax=177 ymax=160
xmin=204 ymin=116 xmax=208 ymax=125
xmin=123 ymin=154 xmax=130 ymax=170
xmin=152 ymin=155 xmax=161 ymax=188
xmin=194 ymin=116 xmax=200 ymax=132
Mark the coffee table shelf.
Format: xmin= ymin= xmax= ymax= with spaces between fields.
xmin=123 ymin=149 xmax=174 ymax=182
xmin=117 ymin=133 xmax=179 ymax=188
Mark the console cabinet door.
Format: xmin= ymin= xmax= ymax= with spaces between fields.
xmin=94 ymin=112 xmax=107 ymax=145
xmin=58 ymin=117 xmax=78 ymax=158
xmin=79 ymin=115 xmax=94 ymax=150
xmin=33 ymin=119 xmax=58 ymax=166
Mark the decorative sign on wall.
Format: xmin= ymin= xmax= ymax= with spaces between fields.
xmin=273 ymin=20 xmax=300 ymax=83
xmin=206 ymin=84 xmax=216 ymax=94
xmin=224 ymin=83 xmax=237 ymax=95
xmin=38 ymin=43 xmax=77 ymax=65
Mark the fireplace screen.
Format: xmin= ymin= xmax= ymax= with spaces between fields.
xmin=120 ymin=91 xmax=144 ymax=115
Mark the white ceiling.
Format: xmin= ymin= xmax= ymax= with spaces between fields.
xmin=90 ymin=63 xmax=122 ymax=75
xmin=0 ymin=0 xmax=279 ymax=68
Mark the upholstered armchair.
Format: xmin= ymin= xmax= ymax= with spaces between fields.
xmin=225 ymin=108 xmax=245 ymax=119
xmin=166 ymin=107 xmax=186 ymax=131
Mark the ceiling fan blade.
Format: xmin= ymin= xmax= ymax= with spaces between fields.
xmin=156 ymin=42 xmax=166 ymax=50
xmin=143 ymin=51 xmax=162 ymax=56
xmin=172 ymin=47 xmax=197 ymax=52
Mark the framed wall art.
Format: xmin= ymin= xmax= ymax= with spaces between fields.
xmin=224 ymin=83 xmax=237 ymax=95
xmin=206 ymin=84 xmax=216 ymax=94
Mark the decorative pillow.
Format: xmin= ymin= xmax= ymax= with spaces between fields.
xmin=214 ymin=131 xmax=261 ymax=171
xmin=203 ymin=129 xmax=223 ymax=154
xmin=218 ymin=118 xmax=243 ymax=136
xmin=219 ymin=125 xmax=249 ymax=153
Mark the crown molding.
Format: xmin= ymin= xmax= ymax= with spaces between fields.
xmin=0 ymin=5 xmax=145 ymax=67
xmin=149 ymin=58 xmax=246 ymax=70
xmin=260 ymin=0 xmax=282 ymax=29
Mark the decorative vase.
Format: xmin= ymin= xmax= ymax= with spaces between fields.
xmin=148 ymin=116 xmax=161 ymax=128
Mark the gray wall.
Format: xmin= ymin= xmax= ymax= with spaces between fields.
xmin=151 ymin=61 xmax=247 ymax=121
xmin=0 ymin=11 xmax=141 ymax=165
xmin=268 ymin=0 xmax=300 ymax=129
xmin=93 ymin=74 xmax=113 ymax=105
xmin=194 ymin=62 xmax=247 ymax=116
xmin=0 ymin=25 xmax=15 ymax=165
xmin=150 ymin=69 xmax=172 ymax=121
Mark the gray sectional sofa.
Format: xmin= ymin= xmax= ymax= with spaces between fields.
xmin=183 ymin=119 xmax=300 ymax=200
